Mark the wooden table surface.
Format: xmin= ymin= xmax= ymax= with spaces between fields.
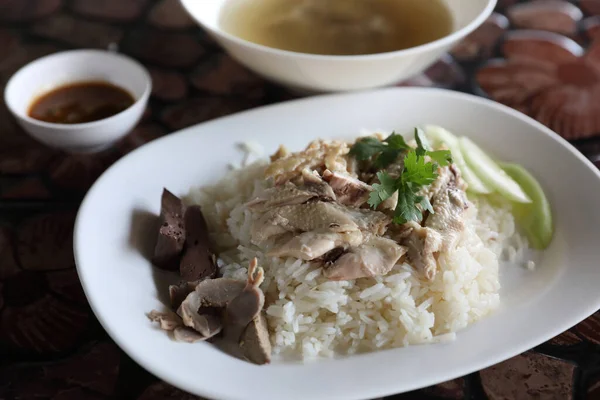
xmin=0 ymin=0 xmax=599 ymax=399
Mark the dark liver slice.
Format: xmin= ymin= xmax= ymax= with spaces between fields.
xmin=179 ymin=205 xmax=217 ymax=281
xmin=168 ymin=281 xmax=198 ymax=309
xmin=240 ymin=312 xmax=272 ymax=365
xmin=152 ymin=188 xmax=186 ymax=270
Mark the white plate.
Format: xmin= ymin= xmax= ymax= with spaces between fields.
xmin=74 ymin=88 xmax=600 ymax=400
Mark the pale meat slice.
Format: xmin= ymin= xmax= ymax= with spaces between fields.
xmin=394 ymin=165 xmax=468 ymax=281
xmin=246 ymin=170 xmax=335 ymax=212
xmin=249 ymin=212 xmax=293 ymax=245
xmin=298 ymin=169 xmax=336 ymax=201
xmin=342 ymin=207 xmax=391 ymax=235
xmin=322 ymin=169 xmax=371 ymax=207
xmin=381 ymin=191 xmax=399 ymax=211
xmin=250 ymin=201 xmax=390 ymax=244
xmin=398 ymin=221 xmax=443 ymax=281
xmin=417 ymin=167 xmax=453 ymax=205
xmin=419 ymin=163 xmax=469 ymax=257
xmin=323 ymin=236 xmax=407 ymax=280
xmin=419 ymin=164 xmax=467 ymax=204
xmin=268 ymin=230 xmax=363 ymax=260
xmin=270 ymin=145 xmax=288 ymax=162
xmin=148 ymin=310 xmax=181 ymax=331
xmin=425 ymin=186 xmax=469 ymax=252
xmin=251 ymin=202 xmax=359 ymax=244
xmin=173 ymin=327 xmax=208 ymax=343
xmin=147 ymin=310 xmax=209 ymax=343
xmin=264 ymin=139 xmax=351 ymax=184
xmin=245 ymin=182 xmax=318 ymax=212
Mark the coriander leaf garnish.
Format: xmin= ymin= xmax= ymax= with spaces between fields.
xmin=348 ymin=136 xmax=387 ymax=160
xmin=393 ymin=184 xmax=421 ymax=224
xmin=428 ymin=150 xmax=453 ymax=167
xmin=419 ymin=196 xmax=434 ymax=214
xmin=375 ymin=133 xmax=411 ymax=168
xmin=349 ymin=128 xmax=455 ymax=225
xmin=384 ymin=132 xmax=409 ymax=150
xmin=415 ymin=127 xmax=432 ymax=156
xmin=350 ymin=132 xmax=409 ymax=168
xmin=368 ymin=171 xmax=397 ymax=208
xmin=402 ymin=150 xmax=438 ymax=186
xmin=373 ymin=148 xmax=401 ymax=168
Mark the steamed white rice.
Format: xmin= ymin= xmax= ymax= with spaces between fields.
xmin=186 ymin=159 xmax=527 ymax=360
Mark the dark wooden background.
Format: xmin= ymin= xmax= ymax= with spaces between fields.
xmin=0 ymin=0 xmax=599 ymax=399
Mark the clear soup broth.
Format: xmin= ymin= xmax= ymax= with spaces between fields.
xmin=219 ymin=0 xmax=454 ymax=56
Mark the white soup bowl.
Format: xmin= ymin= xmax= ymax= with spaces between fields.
xmin=180 ymin=0 xmax=497 ymax=92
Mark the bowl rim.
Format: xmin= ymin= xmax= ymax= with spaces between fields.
xmin=3 ymin=49 xmax=152 ymax=131
xmin=180 ymin=0 xmax=497 ymax=61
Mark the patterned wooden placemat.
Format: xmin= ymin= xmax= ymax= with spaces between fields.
xmin=0 ymin=1 xmax=599 ymax=399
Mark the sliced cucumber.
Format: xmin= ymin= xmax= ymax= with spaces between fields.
xmin=501 ymin=163 xmax=553 ymax=250
xmin=424 ymin=126 xmax=492 ymax=194
xmin=459 ymin=137 xmax=532 ymax=203
xmin=424 ymin=125 xmax=459 ymax=148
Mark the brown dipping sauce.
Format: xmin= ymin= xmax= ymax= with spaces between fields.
xmin=28 ymin=81 xmax=135 ymax=124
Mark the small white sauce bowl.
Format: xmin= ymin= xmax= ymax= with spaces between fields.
xmin=180 ymin=0 xmax=497 ymax=92
xmin=4 ymin=49 xmax=151 ymax=153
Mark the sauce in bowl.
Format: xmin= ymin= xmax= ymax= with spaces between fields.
xmin=28 ymin=81 xmax=135 ymax=124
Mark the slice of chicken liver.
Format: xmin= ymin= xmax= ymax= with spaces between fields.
xmin=152 ymin=188 xmax=186 ymax=270
xmin=179 ymin=307 xmax=222 ymax=338
xmin=168 ymin=281 xmax=199 ymax=309
xmin=182 ymin=278 xmax=246 ymax=310
xmin=240 ymin=311 xmax=272 ymax=365
xmin=162 ymin=278 xmax=246 ymax=342
xmin=177 ymin=278 xmax=246 ymax=332
xmin=168 ymin=279 xmax=242 ymax=311
xmin=220 ymin=258 xmax=272 ymax=365
xmin=169 ymin=278 xmax=239 ymax=310
xmin=222 ymin=258 xmax=265 ymax=344
xmin=180 ymin=205 xmax=217 ymax=281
